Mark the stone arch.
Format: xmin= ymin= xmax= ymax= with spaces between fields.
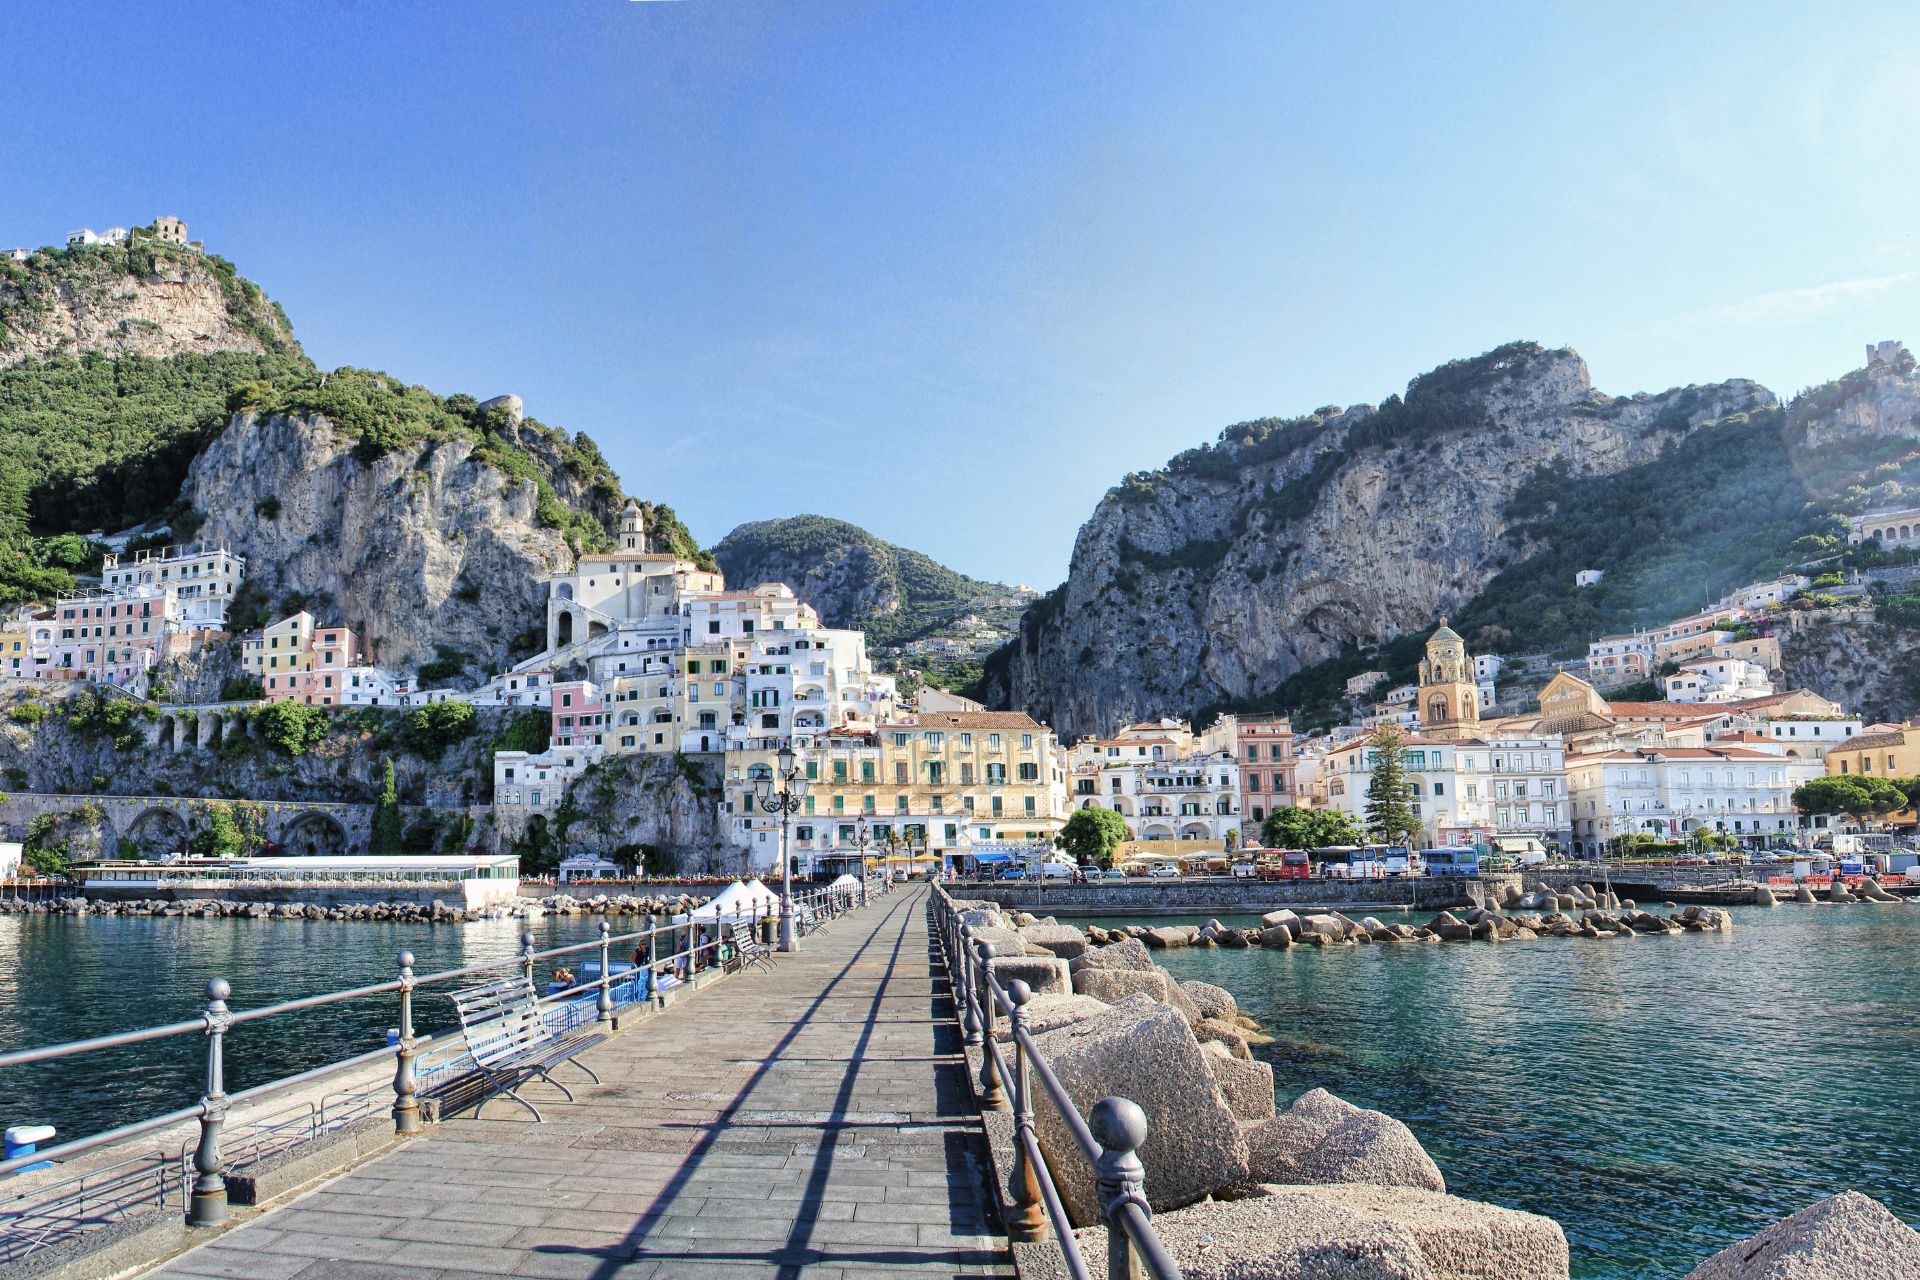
xmin=400 ymin=817 xmax=443 ymax=854
xmin=587 ymin=620 xmax=609 ymax=640
xmin=202 ymin=713 xmax=225 ymax=750
xmin=156 ymin=714 xmax=180 ymax=753
xmin=127 ymin=807 xmax=190 ymax=858
xmin=1141 ymin=823 xmax=1175 ymax=841
xmin=282 ymin=810 xmax=350 ymax=857
xmin=1428 ymin=694 xmax=1450 ymax=723
xmin=556 ymin=583 xmax=575 ymax=602
xmin=1180 ymin=822 xmax=1211 ymax=840
xmin=556 ymin=611 xmax=576 ymax=648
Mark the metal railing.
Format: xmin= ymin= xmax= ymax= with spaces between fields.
xmin=0 ymin=875 xmax=882 ymax=1264
xmin=927 ymin=884 xmax=1182 ymax=1280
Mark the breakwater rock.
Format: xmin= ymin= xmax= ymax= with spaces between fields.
xmin=1078 ymin=901 xmax=1734 ymax=950
xmin=0 ymin=890 xmax=709 ymax=923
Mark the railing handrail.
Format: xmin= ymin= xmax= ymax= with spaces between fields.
xmin=927 ymin=882 xmax=1183 ymax=1280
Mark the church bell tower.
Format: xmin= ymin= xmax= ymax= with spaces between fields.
xmin=1417 ymin=618 xmax=1480 ymax=739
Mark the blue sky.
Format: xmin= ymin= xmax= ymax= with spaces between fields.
xmin=5 ymin=2 xmax=1917 ymax=586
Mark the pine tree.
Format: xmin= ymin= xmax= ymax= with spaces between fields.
xmin=370 ymin=757 xmax=403 ymax=855
xmin=1363 ymin=727 xmax=1418 ymax=845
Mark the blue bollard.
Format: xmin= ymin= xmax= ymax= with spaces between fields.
xmin=5 ymin=1124 xmax=55 ymax=1174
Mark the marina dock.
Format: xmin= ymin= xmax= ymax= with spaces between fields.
xmin=147 ymin=884 xmax=1014 ymax=1279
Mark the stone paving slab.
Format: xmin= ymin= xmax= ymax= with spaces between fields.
xmin=146 ymin=885 xmax=1013 ymax=1279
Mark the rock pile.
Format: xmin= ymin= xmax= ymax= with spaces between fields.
xmin=1080 ymin=901 xmax=1733 ymax=949
xmin=1683 ymin=1191 xmax=1920 ymax=1279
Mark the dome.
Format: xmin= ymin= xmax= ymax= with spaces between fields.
xmin=1429 ymin=617 xmax=1462 ymax=644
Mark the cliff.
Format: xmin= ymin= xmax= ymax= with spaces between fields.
xmin=984 ymin=342 xmax=1776 ymax=739
xmin=0 ymin=235 xmax=297 ymax=369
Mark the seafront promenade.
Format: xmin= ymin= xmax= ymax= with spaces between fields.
xmin=147 ymin=884 xmax=1016 ymax=1279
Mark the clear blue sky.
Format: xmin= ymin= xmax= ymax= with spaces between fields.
xmin=5 ymin=2 xmax=1916 ymax=586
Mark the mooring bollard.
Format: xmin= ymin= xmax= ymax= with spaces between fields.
xmin=1006 ymin=980 xmax=1045 ymax=1242
xmin=392 ymin=950 xmax=420 ymax=1135
xmin=1092 ymin=1096 xmax=1152 ymax=1280
xmin=187 ymin=978 xmax=232 ymax=1227
xmin=596 ymin=921 xmax=613 ymax=1025
xmin=520 ymin=930 xmax=536 ymax=988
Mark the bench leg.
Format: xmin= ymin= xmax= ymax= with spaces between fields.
xmin=473 ymin=1069 xmax=544 ymax=1122
xmin=528 ymin=1067 xmax=577 ymax=1102
xmin=563 ymin=1058 xmax=602 ymax=1086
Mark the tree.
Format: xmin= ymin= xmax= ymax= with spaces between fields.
xmin=191 ymin=802 xmax=244 ymax=857
xmin=253 ymin=700 xmax=329 ymax=756
xmin=1260 ymin=806 xmax=1365 ymax=850
xmin=369 ymin=757 xmax=403 ymax=854
xmin=1363 ymin=727 xmax=1419 ymax=845
xmin=1793 ymin=775 xmax=1908 ymax=824
xmin=404 ymin=700 xmax=476 ymax=759
xmin=1055 ymin=807 xmax=1129 ymax=867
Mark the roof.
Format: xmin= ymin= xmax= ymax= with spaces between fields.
xmin=1603 ymin=701 xmax=1705 ymax=719
xmin=1836 ymin=728 xmax=1909 ymax=752
xmin=909 ymin=711 xmax=1045 ymax=731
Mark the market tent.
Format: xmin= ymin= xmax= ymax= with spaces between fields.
xmin=680 ymin=879 xmax=781 ymax=922
xmin=829 ymin=873 xmax=861 ymax=891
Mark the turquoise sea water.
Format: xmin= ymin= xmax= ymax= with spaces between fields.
xmin=1083 ymin=905 xmax=1920 ymax=1279
xmin=0 ymin=913 xmax=638 ymax=1148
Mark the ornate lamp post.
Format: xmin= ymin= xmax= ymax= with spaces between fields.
xmin=756 ymin=744 xmax=807 ymax=952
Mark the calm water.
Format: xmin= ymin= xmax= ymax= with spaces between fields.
xmin=0 ymin=914 xmax=633 ymax=1145
xmin=1082 ymin=906 xmax=1920 ymax=1280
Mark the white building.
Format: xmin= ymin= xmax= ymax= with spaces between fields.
xmin=66 ymin=227 xmax=129 ymax=247
xmin=100 ymin=542 xmax=243 ymax=630
xmin=1848 ymin=507 xmax=1920 ymax=548
xmin=494 ymin=745 xmax=600 ymax=819
xmin=1575 ymin=569 xmax=1605 ymax=587
xmin=1566 ymin=744 xmax=1798 ymax=853
xmin=1712 ymin=574 xmax=1810 ymax=612
xmin=1587 ymin=632 xmax=1653 ymax=682
xmin=5 ymin=248 xmax=31 ymax=263
xmin=1323 ymin=734 xmax=1571 ymax=851
xmin=1663 ymin=657 xmax=1774 ymax=704
xmin=1069 ymin=746 xmax=1241 ymax=844
xmin=543 ymin=502 xmax=723 ymax=654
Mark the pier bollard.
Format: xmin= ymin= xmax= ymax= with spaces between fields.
xmin=520 ymin=930 xmax=536 ymax=988
xmin=393 ymin=951 xmax=420 ymax=1135
xmin=976 ymin=936 xmax=1004 ymax=1109
xmin=1092 ymin=1097 xmax=1151 ymax=1280
xmin=596 ymin=922 xmax=613 ymax=1025
xmin=1005 ymin=980 xmax=1046 ymax=1242
xmin=187 ymin=978 xmax=232 ymax=1228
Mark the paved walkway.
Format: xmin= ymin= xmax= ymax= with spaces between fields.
xmin=149 ymin=885 xmax=1014 ymax=1280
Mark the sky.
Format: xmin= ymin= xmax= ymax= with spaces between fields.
xmin=5 ymin=1 xmax=1919 ymax=587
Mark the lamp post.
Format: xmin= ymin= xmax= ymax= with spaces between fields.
xmin=756 ymin=744 xmax=807 ymax=953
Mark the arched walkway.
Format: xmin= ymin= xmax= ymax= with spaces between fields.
xmin=126 ymin=808 xmax=189 ymax=858
xmin=282 ymin=811 xmax=349 ymax=857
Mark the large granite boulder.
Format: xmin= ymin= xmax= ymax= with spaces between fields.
xmin=1032 ymin=996 xmax=1249 ymax=1225
xmin=1200 ymin=1041 xmax=1276 ymax=1120
xmin=1017 ymin=923 xmax=1091 ymax=959
xmin=1143 ymin=926 xmax=1195 ymax=949
xmin=1246 ymin=1088 xmax=1445 ymax=1193
xmin=992 ymin=992 xmax=1109 ymax=1040
xmin=1258 ymin=924 xmax=1295 ymax=948
xmin=1194 ymin=1017 xmax=1252 ymax=1059
xmin=1261 ymin=908 xmax=1302 ymax=930
xmin=1071 ymin=1183 xmax=1567 ymax=1280
xmin=1684 ymin=1191 xmax=1920 ymax=1279
xmin=1068 ymin=936 xmax=1156 ymax=973
xmin=967 ymin=925 xmax=1030 ymax=957
xmin=1180 ymin=980 xmax=1238 ymax=1022
xmin=984 ymin=955 xmax=1071 ymax=997
xmin=1072 ymin=966 xmax=1171 ymax=1004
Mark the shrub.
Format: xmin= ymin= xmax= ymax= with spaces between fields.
xmin=8 ymin=701 xmax=46 ymax=724
xmin=404 ymin=700 xmax=476 ymax=759
xmin=254 ymin=700 xmax=329 ymax=755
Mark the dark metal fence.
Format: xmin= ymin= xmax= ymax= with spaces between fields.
xmin=928 ymin=884 xmax=1182 ymax=1280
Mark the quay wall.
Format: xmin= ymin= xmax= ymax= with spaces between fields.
xmin=81 ymin=883 xmax=465 ymax=908
xmin=951 ymin=872 xmax=1519 ymax=916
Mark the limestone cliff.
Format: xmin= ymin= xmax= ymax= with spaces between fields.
xmin=1781 ymin=615 xmax=1920 ymax=724
xmin=0 ymin=236 xmax=297 ymax=369
xmin=186 ymin=409 xmax=585 ymax=674
xmin=984 ymin=342 xmax=1776 ymax=739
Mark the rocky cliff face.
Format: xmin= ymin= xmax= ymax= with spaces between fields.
xmin=0 ymin=239 xmax=296 ymax=369
xmin=523 ymin=752 xmax=733 ymax=874
xmin=984 ymin=342 xmax=1776 ymax=740
xmin=1781 ymin=615 xmax=1919 ymax=724
xmin=185 ymin=410 xmax=582 ymax=673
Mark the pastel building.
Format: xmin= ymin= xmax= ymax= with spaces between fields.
xmin=99 ymin=543 xmax=242 ymax=630
xmin=1566 ymin=744 xmax=1797 ymax=851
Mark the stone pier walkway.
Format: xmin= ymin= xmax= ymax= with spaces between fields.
xmin=149 ymin=884 xmax=1015 ymax=1279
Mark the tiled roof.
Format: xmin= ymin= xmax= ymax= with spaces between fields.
xmin=910 ymin=711 xmax=1045 ymax=730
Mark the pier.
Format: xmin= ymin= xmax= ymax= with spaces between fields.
xmin=146 ymin=884 xmax=1015 ymax=1279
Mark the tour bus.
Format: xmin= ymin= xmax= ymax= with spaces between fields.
xmin=1382 ymin=847 xmax=1425 ymax=877
xmin=1425 ymin=846 xmax=1481 ymax=877
xmin=1256 ymin=850 xmax=1311 ymax=880
xmin=1317 ymin=845 xmax=1400 ymax=878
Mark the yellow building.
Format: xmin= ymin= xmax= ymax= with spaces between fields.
xmin=242 ymin=611 xmax=316 ymax=695
xmin=1826 ymin=722 xmax=1920 ymax=827
xmin=0 ymin=628 xmax=28 ymax=677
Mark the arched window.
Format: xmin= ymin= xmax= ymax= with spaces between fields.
xmin=1428 ymin=694 xmax=1450 ymax=722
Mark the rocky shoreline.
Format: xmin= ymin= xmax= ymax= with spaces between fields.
xmin=0 ymin=890 xmax=711 ymax=923
xmin=956 ymin=898 xmax=1920 ymax=1279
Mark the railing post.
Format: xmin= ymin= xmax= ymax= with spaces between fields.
xmin=647 ymin=914 xmax=659 ymax=1002
xmin=1092 ymin=1097 xmax=1151 ymax=1280
xmin=520 ymin=930 xmax=536 ymax=988
xmin=958 ymin=925 xmax=981 ymax=1046
xmin=186 ymin=978 xmax=231 ymax=1228
xmin=976 ymin=935 xmax=1004 ymax=1109
xmin=1005 ymin=980 xmax=1045 ymax=1241
xmin=392 ymin=950 xmax=421 ymax=1135
xmin=596 ymin=922 xmax=614 ymax=1024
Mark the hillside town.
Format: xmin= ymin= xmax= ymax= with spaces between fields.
xmin=5 ymin=487 xmax=1914 ymax=876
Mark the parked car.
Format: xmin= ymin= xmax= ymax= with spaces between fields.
xmin=999 ymin=866 xmax=1028 ymax=880
xmin=1038 ymin=862 xmax=1075 ymax=879
xmin=1230 ymin=860 xmax=1256 ymax=878
xmin=1147 ymin=864 xmax=1179 ymax=879
xmin=1102 ymin=868 xmax=1128 ymax=879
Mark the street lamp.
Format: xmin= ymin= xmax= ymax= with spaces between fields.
xmin=756 ymin=743 xmax=807 ymax=953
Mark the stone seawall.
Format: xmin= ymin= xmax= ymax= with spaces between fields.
xmin=954 ymin=873 xmax=1520 ymax=916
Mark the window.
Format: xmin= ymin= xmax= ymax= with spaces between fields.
xmin=1024 ymin=796 xmax=1036 ymax=815
xmin=991 ymin=796 xmax=1003 ymax=816
xmin=707 ymin=621 xmax=720 ymax=634
xmin=1018 ymin=762 xmax=1038 ymax=781
xmin=1432 ymin=782 xmax=1445 ymax=797
xmin=861 ymin=760 xmax=875 ymax=783
xmin=895 ymin=761 xmax=908 ymax=783
xmin=1270 ymin=745 xmax=1284 ymax=761
xmin=833 ymin=760 xmax=847 ymax=782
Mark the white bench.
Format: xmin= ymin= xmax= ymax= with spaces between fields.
xmin=448 ymin=974 xmax=607 ymax=1121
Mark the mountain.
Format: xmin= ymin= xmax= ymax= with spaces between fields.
xmin=0 ymin=227 xmax=707 ymax=676
xmin=983 ymin=341 xmax=1920 ymax=739
xmin=711 ymin=515 xmax=1034 ymax=685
